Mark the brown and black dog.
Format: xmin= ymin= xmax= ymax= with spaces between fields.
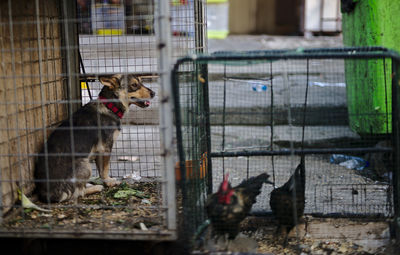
xmin=35 ymin=74 xmax=155 ymax=202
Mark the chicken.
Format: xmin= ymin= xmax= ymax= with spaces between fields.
xmin=270 ymin=155 xmax=306 ymax=245
xmin=206 ymin=173 xmax=273 ymax=242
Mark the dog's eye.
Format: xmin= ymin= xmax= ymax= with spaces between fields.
xmin=128 ymin=83 xmax=138 ymax=92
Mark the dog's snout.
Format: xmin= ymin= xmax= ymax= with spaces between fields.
xmin=150 ymin=89 xmax=155 ymax=98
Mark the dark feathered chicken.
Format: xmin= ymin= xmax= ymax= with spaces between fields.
xmin=270 ymin=155 xmax=306 ymax=245
xmin=206 ymin=173 xmax=273 ymax=241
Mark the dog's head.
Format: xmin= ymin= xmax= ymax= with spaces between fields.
xmin=99 ymin=74 xmax=155 ymax=108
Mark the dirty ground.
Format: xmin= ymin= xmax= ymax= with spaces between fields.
xmin=2 ymin=181 xmax=164 ymax=233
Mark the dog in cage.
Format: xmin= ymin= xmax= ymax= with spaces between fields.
xmin=35 ymin=74 xmax=155 ymax=202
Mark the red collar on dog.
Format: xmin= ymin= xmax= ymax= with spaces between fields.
xmin=98 ymin=96 xmax=124 ymax=119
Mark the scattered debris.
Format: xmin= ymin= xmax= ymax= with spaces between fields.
xmin=2 ymin=182 xmax=163 ymax=232
xmin=113 ymin=189 xmax=147 ymax=199
xmin=365 ymin=140 xmax=393 ymax=181
xmin=123 ymin=172 xmax=142 ymax=181
xmin=118 ymin=156 xmax=139 ymax=162
xmin=57 ymin=214 xmax=67 ymax=220
xmin=194 ymin=225 xmax=393 ymax=255
xmin=17 ymin=188 xmax=52 ymax=213
xmin=255 ymin=233 xmax=390 ymax=255
xmin=310 ymin=81 xmax=346 ymax=87
xmin=139 ymin=222 xmax=148 ymax=231
xmin=330 ymin=154 xmax=369 ymax=170
xmin=141 ymin=199 xmax=151 ymax=205
xmin=241 ymin=216 xmax=392 ymax=255
xmin=199 ymin=231 xmax=258 ymax=253
xmin=109 ymin=182 xmax=149 ymax=199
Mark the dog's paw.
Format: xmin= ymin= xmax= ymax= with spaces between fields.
xmin=103 ymin=177 xmax=121 ymax=187
xmin=85 ymin=184 xmax=104 ymax=195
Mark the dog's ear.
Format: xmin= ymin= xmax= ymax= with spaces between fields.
xmin=99 ymin=75 xmax=120 ymax=89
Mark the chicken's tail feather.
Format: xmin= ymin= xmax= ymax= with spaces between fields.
xmin=237 ymin=173 xmax=272 ymax=189
xmin=236 ymin=173 xmax=273 ymax=201
xmin=295 ymin=154 xmax=306 ymax=191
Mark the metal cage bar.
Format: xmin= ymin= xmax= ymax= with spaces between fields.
xmin=155 ymin=0 xmax=176 ymax=235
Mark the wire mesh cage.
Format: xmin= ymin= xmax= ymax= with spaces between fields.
xmin=0 ymin=0 xmax=206 ymax=241
xmin=172 ymin=47 xmax=400 ymax=248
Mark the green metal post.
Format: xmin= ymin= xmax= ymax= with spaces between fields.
xmin=342 ymin=0 xmax=400 ymax=136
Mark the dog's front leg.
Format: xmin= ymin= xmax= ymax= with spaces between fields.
xmin=95 ymin=154 xmax=121 ymax=187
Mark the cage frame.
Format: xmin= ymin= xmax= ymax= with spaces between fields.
xmin=172 ymin=46 xmax=400 ymax=241
xmin=0 ymin=0 xmax=208 ymax=242
xmin=0 ymin=0 xmax=174 ymax=241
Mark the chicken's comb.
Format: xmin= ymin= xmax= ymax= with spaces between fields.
xmin=221 ymin=173 xmax=230 ymax=191
xmin=223 ymin=173 xmax=229 ymax=181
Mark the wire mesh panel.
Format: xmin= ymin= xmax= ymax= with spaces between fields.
xmin=0 ymin=0 xmax=72 ymax=218
xmin=0 ymin=0 xmax=206 ymax=241
xmin=172 ymin=47 xmax=400 ymax=246
xmin=173 ymin=62 xmax=210 ymax=242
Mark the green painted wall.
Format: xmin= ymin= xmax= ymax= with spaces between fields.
xmin=342 ymin=0 xmax=400 ymax=135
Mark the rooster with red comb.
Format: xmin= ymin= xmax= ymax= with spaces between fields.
xmin=205 ymin=172 xmax=273 ymax=244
